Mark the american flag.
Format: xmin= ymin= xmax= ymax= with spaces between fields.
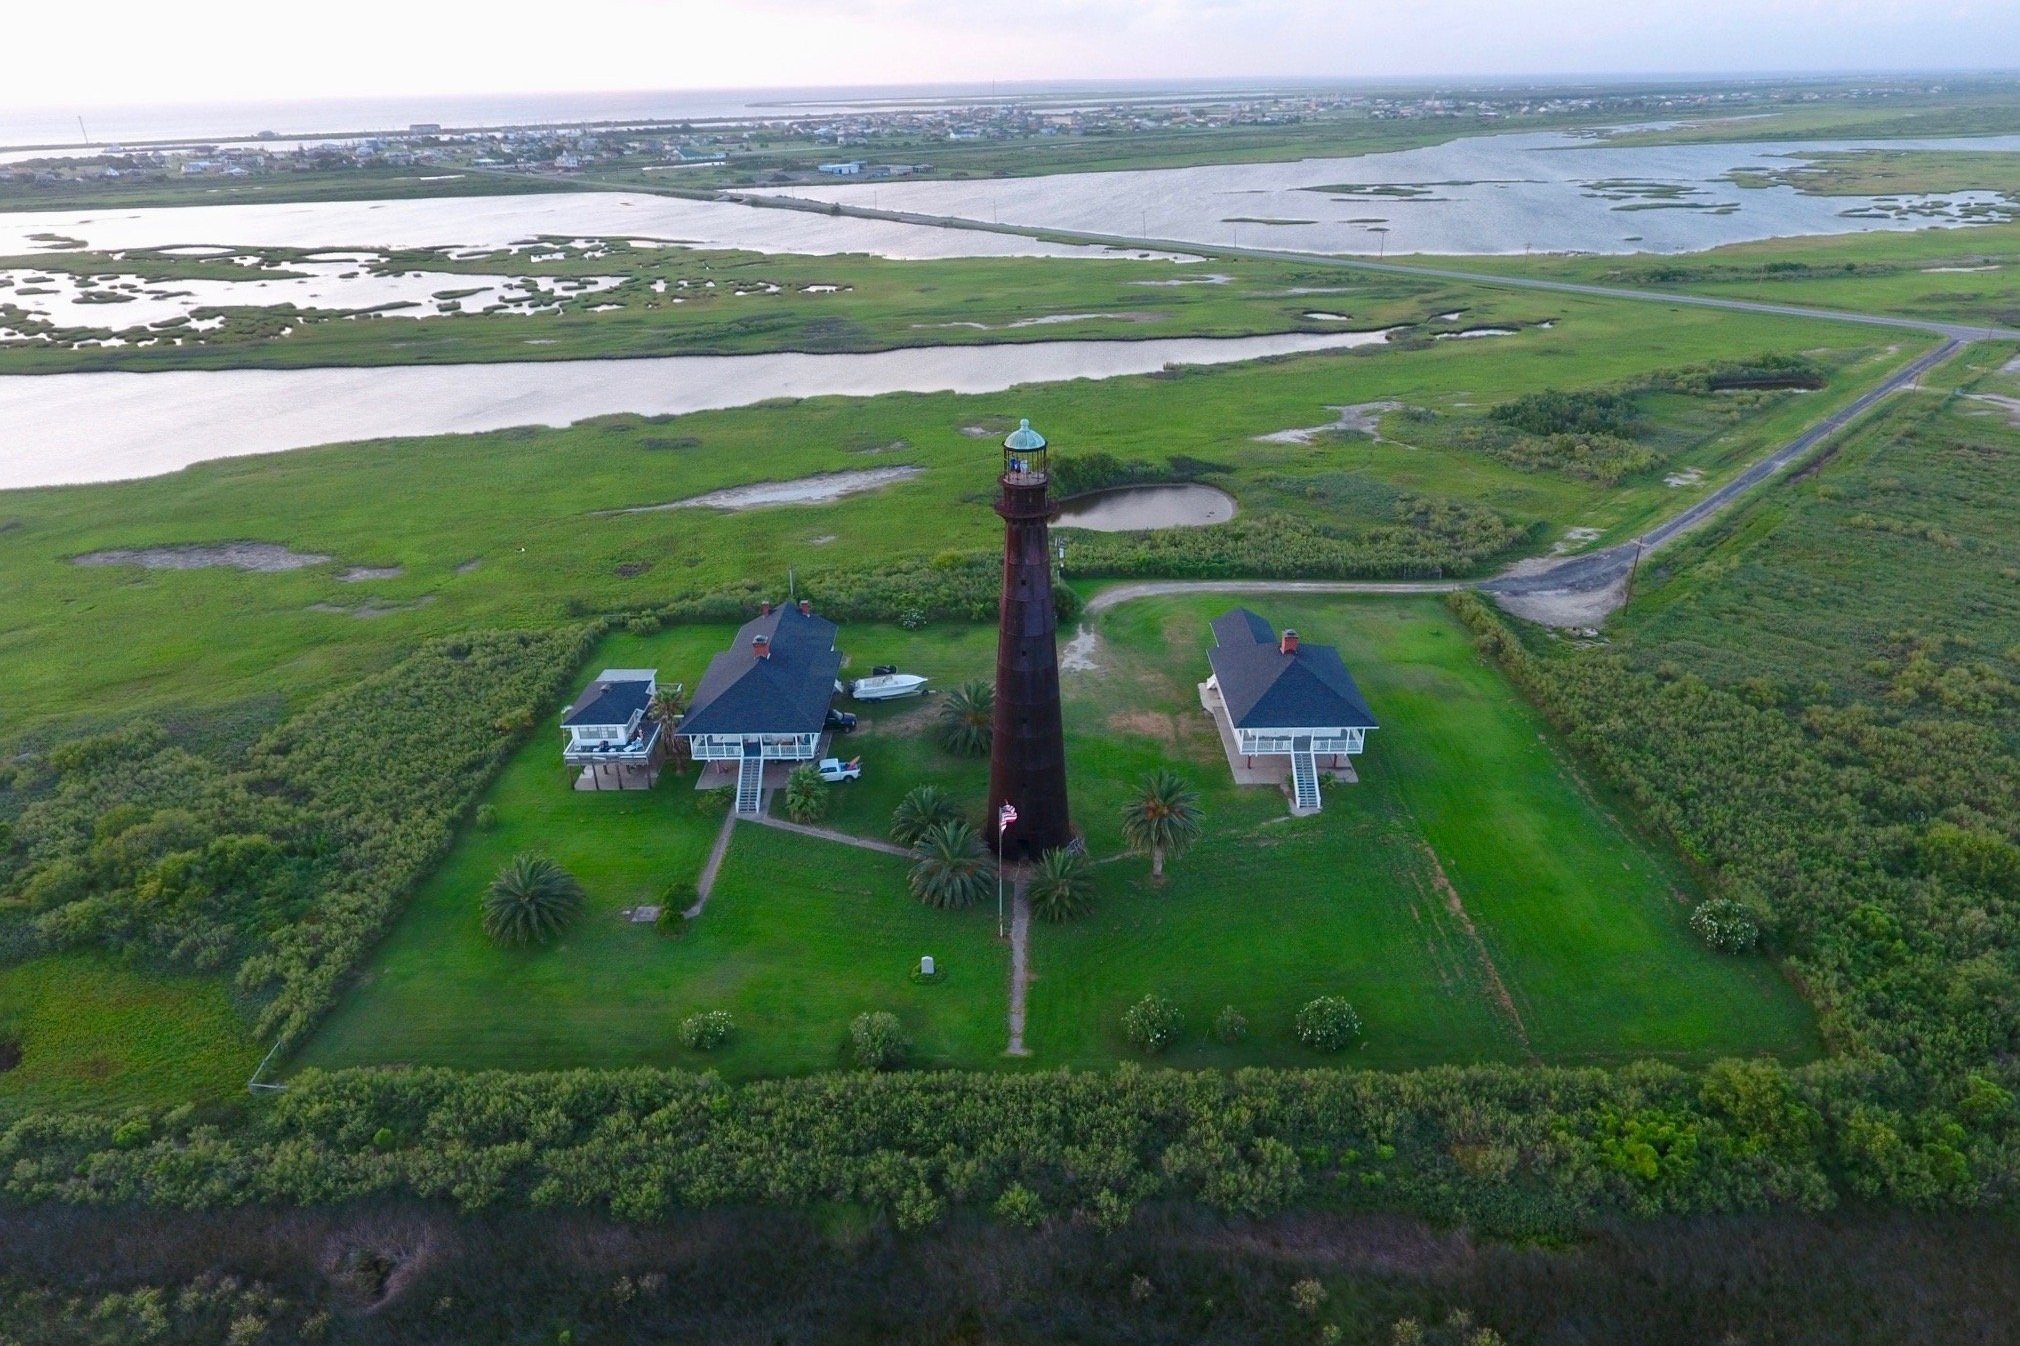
xmin=998 ymin=802 xmax=1018 ymax=829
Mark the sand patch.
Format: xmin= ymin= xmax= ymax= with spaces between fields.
xmin=1255 ymin=401 xmax=1404 ymax=445
xmin=1664 ymin=467 xmax=1706 ymax=488
xmin=1552 ymin=527 xmax=1603 ymax=554
xmin=1966 ymin=393 xmax=2020 ymax=427
xmin=1059 ymin=625 xmax=1102 ymax=673
xmin=605 ymin=467 xmax=920 ymax=513
xmin=1108 ymin=710 xmax=1179 ymax=743
xmin=309 ymin=595 xmax=437 ymax=618
xmin=338 ymin=565 xmax=405 ymax=582
xmin=74 ymin=542 xmax=330 ymax=572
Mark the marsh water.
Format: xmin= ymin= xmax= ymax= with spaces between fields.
xmin=1054 ymin=482 xmax=1237 ymax=531
xmin=0 ymin=192 xmax=1186 ymax=263
xmin=785 ymin=129 xmax=2020 ymax=256
xmin=0 ymin=328 xmax=1397 ymax=489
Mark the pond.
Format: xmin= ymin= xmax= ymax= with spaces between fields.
xmin=1055 ymin=482 xmax=1237 ymax=531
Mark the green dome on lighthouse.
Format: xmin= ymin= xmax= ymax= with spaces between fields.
xmin=1003 ymin=418 xmax=1047 ymax=452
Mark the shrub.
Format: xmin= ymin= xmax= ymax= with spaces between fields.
xmin=993 ymin=1182 xmax=1046 ymax=1228
xmin=473 ymin=804 xmax=498 ymax=831
xmin=890 ymin=785 xmax=962 ymax=847
xmin=1027 ymin=847 xmax=1094 ymax=922
xmin=1490 ymin=387 xmax=1642 ymax=438
xmin=1691 ymin=898 xmax=1761 ymax=953
xmin=679 ymin=1011 xmax=735 ymax=1051
xmin=1122 ymin=994 xmax=1183 ymax=1054
xmin=849 ymin=1011 xmax=909 ymax=1070
xmin=481 ymin=854 xmax=586 ymax=946
xmin=1295 ymin=996 xmax=1361 ymax=1052
xmin=695 ymin=786 xmax=734 ymax=818
xmin=783 ymin=765 xmax=830 ymax=824
xmin=1213 ymin=1005 xmax=1249 ymax=1045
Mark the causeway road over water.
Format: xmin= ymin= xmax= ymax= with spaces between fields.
xmin=723 ymin=191 xmax=2013 ymax=621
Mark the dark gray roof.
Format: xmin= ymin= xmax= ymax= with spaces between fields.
xmin=563 ymin=671 xmax=654 ymax=729
xmin=679 ymin=606 xmax=843 ymax=737
xmin=1208 ymin=608 xmax=1378 ymax=732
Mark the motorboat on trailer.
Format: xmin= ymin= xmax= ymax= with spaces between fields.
xmin=850 ymin=672 xmax=929 ymax=701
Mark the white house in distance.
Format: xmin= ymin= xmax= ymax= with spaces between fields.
xmin=677 ymin=601 xmax=845 ymax=815
xmin=1201 ymin=609 xmax=1378 ymax=816
xmin=562 ymin=669 xmax=665 ymax=791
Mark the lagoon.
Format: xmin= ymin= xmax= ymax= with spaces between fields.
xmin=781 ymin=130 xmax=2020 ymax=257
xmin=0 ymin=328 xmax=1397 ymax=489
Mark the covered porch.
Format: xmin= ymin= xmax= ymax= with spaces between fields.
xmin=1198 ymin=679 xmax=1356 ymax=810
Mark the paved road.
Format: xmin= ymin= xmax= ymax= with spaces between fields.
xmin=1085 ymin=577 xmax=1468 ymax=614
xmin=1481 ymin=336 xmax=1966 ymax=603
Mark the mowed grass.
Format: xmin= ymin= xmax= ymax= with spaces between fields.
xmin=1025 ymin=596 xmax=1817 ymax=1069
xmin=0 ymin=953 xmax=261 ymax=1114
xmin=303 ymin=599 xmax=1815 ymax=1079
xmin=299 ymin=621 xmax=1009 ymax=1078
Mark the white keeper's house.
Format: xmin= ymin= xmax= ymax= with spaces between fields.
xmin=561 ymin=668 xmax=666 ymax=791
xmin=678 ymin=600 xmax=845 ymax=815
xmin=1201 ymin=608 xmax=1378 ymax=816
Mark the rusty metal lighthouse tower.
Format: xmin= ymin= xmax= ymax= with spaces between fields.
xmin=987 ymin=418 xmax=1073 ymax=861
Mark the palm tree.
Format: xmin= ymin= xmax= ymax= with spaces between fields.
xmin=908 ymin=819 xmax=997 ymax=910
xmin=647 ymin=686 xmax=687 ymax=735
xmin=482 ymin=853 xmax=586 ymax=946
xmin=890 ymin=784 xmax=963 ymax=847
xmin=784 ymin=764 xmax=830 ymax=823
xmin=1028 ymin=846 xmax=1095 ymax=923
xmin=1120 ymin=770 xmax=1203 ymax=884
xmin=936 ymin=681 xmax=994 ymax=758
xmin=649 ymin=686 xmax=690 ymax=775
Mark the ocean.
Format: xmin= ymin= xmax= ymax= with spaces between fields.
xmin=0 ymin=79 xmax=1349 ymax=151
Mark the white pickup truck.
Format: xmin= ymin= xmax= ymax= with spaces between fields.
xmin=816 ymin=757 xmax=862 ymax=783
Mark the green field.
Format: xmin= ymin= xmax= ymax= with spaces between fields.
xmin=0 ymin=300 xmax=1916 ymax=743
xmin=300 ymin=596 xmax=1812 ymax=1079
xmin=0 ymin=953 xmax=261 ymax=1111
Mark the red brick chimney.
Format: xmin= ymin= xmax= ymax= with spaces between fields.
xmin=752 ymin=634 xmax=771 ymax=660
xmin=1280 ymin=629 xmax=1300 ymax=656
xmin=799 ymin=599 xmax=812 ymax=616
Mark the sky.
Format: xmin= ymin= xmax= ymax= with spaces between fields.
xmin=2 ymin=0 xmax=2016 ymax=110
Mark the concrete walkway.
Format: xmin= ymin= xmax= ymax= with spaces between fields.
xmin=751 ymin=814 xmax=912 ymax=857
xmin=1005 ymin=874 xmax=1033 ymax=1057
xmin=686 ymin=809 xmax=740 ymax=918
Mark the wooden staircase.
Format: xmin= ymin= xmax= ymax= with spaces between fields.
xmin=735 ymin=754 xmax=765 ymax=816
xmin=1290 ymin=739 xmax=1321 ymax=815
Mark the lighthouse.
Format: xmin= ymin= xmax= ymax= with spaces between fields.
xmin=987 ymin=418 xmax=1073 ymax=860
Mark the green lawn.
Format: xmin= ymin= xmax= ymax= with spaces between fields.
xmin=0 ymin=953 xmax=262 ymax=1114
xmin=297 ymin=621 xmax=1010 ymax=1078
xmin=1024 ymin=595 xmax=1817 ymax=1069
xmin=301 ymin=599 xmax=1816 ymax=1079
